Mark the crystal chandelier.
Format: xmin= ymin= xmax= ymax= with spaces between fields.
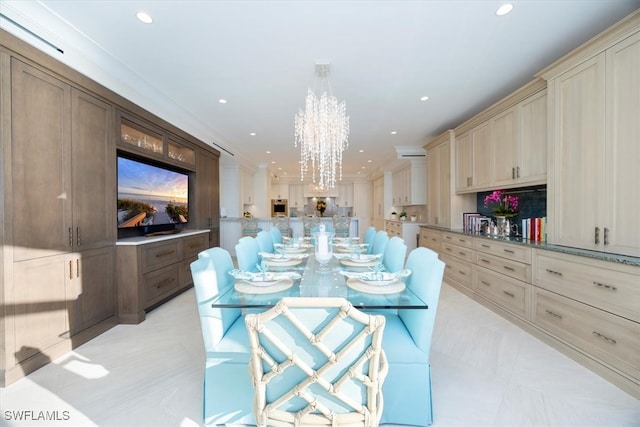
xmin=294 ymin=63 xmax=349 ymax=191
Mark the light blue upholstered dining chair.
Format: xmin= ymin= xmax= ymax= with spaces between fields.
xmin=245 ymin=297 xmax=389 ymax=427
xmin=382 ymin=236 xmax=407 ymax=273
xmin=379 ymin=247 xmax=445 ymax=426
xmin=235 ymin=236 xmax=261 ymax=272
xmin=363 ymin=226 xmax=376 ymax=254
xmin=190 ymin=248 xmax=254 ymax=425
xmin=256 ymin=230 xmax=275 ymax=253
xmin=371 ymin=230 xmax=389 ymax=256
xmin=270 ymin=227 xmax=283 ymax=244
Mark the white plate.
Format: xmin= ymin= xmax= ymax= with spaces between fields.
xmin=340 ymin=259 xmax=379 ymax=267
xmin=264 ymin=259 xmax=302 ymax=267
xmin=281 ymin=247 xmax=308 ymax=253
xmin=235 ymin=278 xmax=294 ymax=294
xmin=346 ymin=278 xmax=405 ymax=294
xmin=266 ymin=257 xmax=292 ymax=263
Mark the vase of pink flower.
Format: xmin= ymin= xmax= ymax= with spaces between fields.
xmin=484 ymin=190 xmax=518 ymax=236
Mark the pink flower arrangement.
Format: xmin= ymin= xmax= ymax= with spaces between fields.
xmin=484 ymin=190 xmax=518 ymax=217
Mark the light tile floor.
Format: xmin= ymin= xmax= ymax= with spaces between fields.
xmin=1 ymin=283 xmax=638 ymax=426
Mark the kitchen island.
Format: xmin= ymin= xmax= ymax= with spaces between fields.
xmin=220 ymin=217 xmax=359 ymax=256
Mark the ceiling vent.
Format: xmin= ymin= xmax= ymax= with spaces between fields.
xmin=395 ymin=146 xmax=426 ymax=159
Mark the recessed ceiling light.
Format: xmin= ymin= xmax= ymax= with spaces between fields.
xmin=496 ymin=3 xmax=514 ymax=16
xmin=218 ymin=99 xmax=227 ymax=104
xmin=368 ymin=159 xmax=372 ymax=163
xmin=420 ymin=96 xmax=429 ymax=101
xmin=266 ymin=150 xmax=271 ymax=154
xmin=249 ymin=132 xmax=256 ymax=136
xmin=390 ymin=131 xmax=397 ymax=135
xmin=271 ymin=161 xmax=276 ymax=164
xmin=359 ymin=149 xmax=364 ymax=153
xmin=136 ymin=12 xmax=153 ymax=24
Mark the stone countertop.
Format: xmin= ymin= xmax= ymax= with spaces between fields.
xmin=419 ymin=225 xmax=640 ymax=267
xmin=116 ymin=229 xmax=209 ymax=245
xmin=220 ymin=217 xmax=358 ymax=221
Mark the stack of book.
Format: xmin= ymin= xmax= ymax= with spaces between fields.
xmin=522 ymin=217 xmax=547 ymax=242
xmin=463 ymin=213 xmax=490 ymax=233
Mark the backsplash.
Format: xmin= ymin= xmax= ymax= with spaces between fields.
xmin=476 ymin=185 xmax=547 ymax=221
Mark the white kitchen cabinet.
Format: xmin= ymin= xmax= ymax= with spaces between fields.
xmin=542 ymin=29 xmax=640 ymax=257
xmin=271 ymin=182 xmax=289 ymax=200
xmin=337 ymin=182 xmax=354 ymax=207
xmin=289 ymin=183 xmax=305 ymax=209
xmin=241 ymin=169 xmax=254 ymax=205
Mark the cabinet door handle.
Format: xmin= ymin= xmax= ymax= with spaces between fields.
xmin=68 ymin=227 xmax=73 ymax=247
xmin=481 ymin=244 xmax=490 ymax=248
xmin=458 ymin=270 xmax=466 ymax=276
xmin=503 ymin=265 xmax=515 ymax=272
xmin=593 ymin=281 xmax=617 ymax=291
xmin=69 ymin=260 xmax=74 ymax=280
xmin=595 ymin=227 xmax=600 ymax=245
xmin=76 ymin=259 xmax=80 ymax=278
xmin=458 ymin=251 xmax=466 ymax=256
xmin=480 ymin=280 xmax=491 ymax=287
xmin=503 ymin=290 xmax=515 ymax=298
xmin=592 ymin=331 xmax=616 ymax=345
xmin=516 ymin=166 xmax=520 ymax=179
xmin=604 ymin=227 xmax=609 ymax=246
xmin=503 ymin=249 xmax=515 ymax=254
xmin=155 ymin=250 xmax=176 ymax=258
xmin=545 ymin=309 xmax=563 ymax=319
xmin=76 ymin=226 xmax=81 ymax=246
xmin=545 ymin=268 xmax=563 ymax=277
xmin=512 ymin=167 xmax=515 ymax=179
xmin=480 ymin=258 xmax=491 ymax=264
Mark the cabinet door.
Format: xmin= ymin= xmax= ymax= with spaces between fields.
xmin=289 ymin=183 xmax=305 ymax=209
xmin=605 ymin=32 xmax=640 ymax=257
xmin=242 ymin=170 xmax=254 ymax=204
xmin=71 ymin=88 xmax=115 ymax=250
xmin=13 ymin=256 xmax=69 ymax=363
xmin=550 ymin=53 xmax=605 ymax=250
xmin=11 ymin=59 xmax=71 ymax=261
xmin=455 ymin=132 xmax=473 ymax=192
xmin=437 ymin=142 xmax=451 ymax=227
xmin=338 ymin=182 xmax=353 ymax=207
xmin=67 ymin=247 xmax=115 ymax=334
xmin=519 ymin=91 xmax=547 ymax=184
xmin=471 ymin=122 xmax=493 ymax=190
xmin=196 ymin=149 xmax=220 ymax=247
xmin=492 ymin=106 xmax=519 ymax=187
xmin=427 ymin=145 xmax=440 ymax=225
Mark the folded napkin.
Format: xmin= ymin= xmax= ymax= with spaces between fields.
xmin=339 ymin=269 xmax=411 ymax=283
xmin=274 ymin=242 xmax=314 ymax=249
xmin=259 ymin=251 xmax=309 ymax=260
xmin=333 ymin=253 xmax=381 ymax=261
xmin=228 ymin=269 xmax=301 ymax=282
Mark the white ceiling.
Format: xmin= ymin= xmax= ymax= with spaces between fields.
xmin=2 ymin=1 xmax=639 ymax=180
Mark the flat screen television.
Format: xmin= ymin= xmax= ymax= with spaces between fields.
xmin=117 ymin=155 xmax=189 ymax=234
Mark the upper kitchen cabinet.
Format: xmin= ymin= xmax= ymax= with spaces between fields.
xmin=289 ymin=183 xmax=305 ymax=209
xmin=454 ymin=80 xmax=548 ymax=193
xmin=241 ymin=168 xmax=255 ymax=205
xmin=118 ymin=112 xmax=196 ymax=171
xmin=427 ymin=131 xmax=475 ymax=228
xmin=392 ymin=159 xmax=426 ymax=206
xmin=337 ymin=182 xmax=354 ymax=207
xmin=271 ymin=182 xmax=289 ymax=200
xmin=539 ymin=12 xmax=639 ymax=257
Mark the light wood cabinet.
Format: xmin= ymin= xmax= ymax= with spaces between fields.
xmin=517 ymin=90 xmax=547 ymax=184
xmin=454 ymin=131 xmax=473 ymax=192
xmin=426 ymin=131 xmax=475 ymax=228
xmin=471 ymin=121 xmax=493 ymax=190
xmin=543 ymin=30 xmax=640 ymax=257
xmin=419 ymin=227 xmax=441 ymax=252
xmin=392 ymin=160 xmax=426 ymax=206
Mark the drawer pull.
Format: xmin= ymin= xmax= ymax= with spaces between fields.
xmin=592 ymin=331 xmax=616 ymax=345
xmin=445 ymin=247 xmax=452 ymax=252
xmin=480 ymin=258 xmax=491 ymax=264
xmin=445 ymin=235 xmax=452 ymax=240
xmin=155 ymin=250 xmax=176 ymax=258
xmin=458 ymin=251 xmax=466 ymax=256
xmin=593 ymin=281 xmax=617 ymax=291
xmin=503 ymin=266 xmax=515 ymax=272
xmin=545 ymin=268 xmax=563 ymax=276
xmin=156 ymin=277 xmax=176 ymax=289
xmin=481 ymin=244 xmax=490 ymax=248
xmin=458 ymin=239 xmax=466 ymax=243
xmin=458 ymin=270 xmax=466 ymax=276
xmin=503 ymin=249 xmax=515 ymax=254
xmin=503 ymin=290 xmax=515 ymax=298
xmin=545 ymin=309 xmax=563 ymax=319
xmin=480 ymin=280 xmax=491 ymax=287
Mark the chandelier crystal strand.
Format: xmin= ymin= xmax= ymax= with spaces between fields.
xmin=294 ymin=65 xmax=349 ymax=191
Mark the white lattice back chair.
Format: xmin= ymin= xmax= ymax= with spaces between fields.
xmin=245 ymin=297 xmax=388 ymax=427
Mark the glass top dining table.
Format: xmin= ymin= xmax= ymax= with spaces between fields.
xmin=211 ymin=251 xmax=428 ymax=310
